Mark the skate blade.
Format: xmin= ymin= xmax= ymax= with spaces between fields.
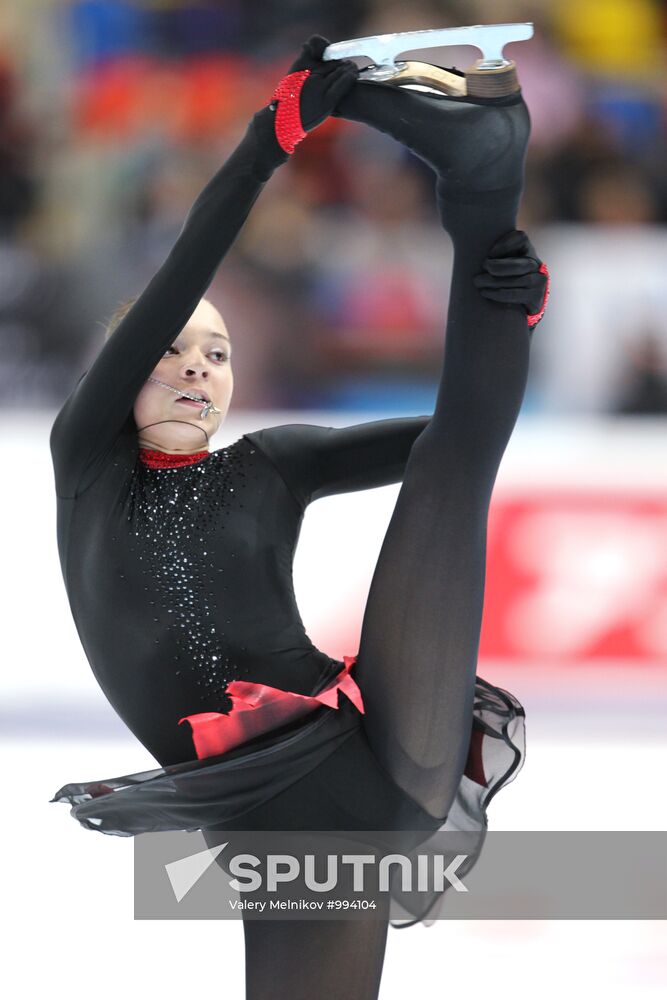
xmin=323 ymin=23 xmax=532 ymax=97
xmin=323 ymin=23 xmax=533 ymax=69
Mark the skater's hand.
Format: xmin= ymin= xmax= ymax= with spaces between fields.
xmin=269 ymin=35 xmax=359 ymax=152
xmin=474 ymin=231 xmax=550 ymax=330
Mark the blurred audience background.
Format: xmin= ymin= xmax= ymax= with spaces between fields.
xmin=1 ymin=0 xmax=666 ymax=415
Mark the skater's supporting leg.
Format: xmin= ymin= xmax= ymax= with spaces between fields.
xmin=242 ymin=905 xmax=390 ymax=1000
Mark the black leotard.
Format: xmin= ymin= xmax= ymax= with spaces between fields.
xmin=49 ymin=105 xmax=429 ymax=767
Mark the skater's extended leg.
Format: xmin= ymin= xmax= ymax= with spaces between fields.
xmin=346 ymin=86 xmax=532 ymax=818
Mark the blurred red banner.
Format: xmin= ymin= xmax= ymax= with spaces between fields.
xmin=481 ymin=493 xmax=667 ymax=661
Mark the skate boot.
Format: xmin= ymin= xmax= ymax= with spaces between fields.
xmin=327 ymin=23 xmax=532 ymax=196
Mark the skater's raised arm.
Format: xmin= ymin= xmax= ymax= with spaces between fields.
xmin=50 ymin=36 xmax=359 ymax=498
xmin=49 ymin=108 xmax=291 ymax=498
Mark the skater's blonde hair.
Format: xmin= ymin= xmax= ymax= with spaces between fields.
xmin=104 ymin=297 xmax=139 ymax=341
xmin=103 ymin=296 xmax=218 ymax=341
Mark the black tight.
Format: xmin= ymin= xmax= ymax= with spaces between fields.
xmin=243 ymin=901 xmax=390 ymax=1000
xmin=331 ymin=83 xmax=532 ymax=819
xmin=355 ymin=185 xmax=529 ymax=819
xmin=241 ymin=86 xmax=531 ymax=998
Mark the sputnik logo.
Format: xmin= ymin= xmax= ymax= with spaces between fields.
xmin=165 ymin=841 xmax=228 ymax=902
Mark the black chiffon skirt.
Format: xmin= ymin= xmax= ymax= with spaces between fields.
xmin=51 ymin=675 xmax=525 ymax=928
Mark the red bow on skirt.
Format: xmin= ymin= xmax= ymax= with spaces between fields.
xmin=179 ymin=655 xmax=365 ymax=760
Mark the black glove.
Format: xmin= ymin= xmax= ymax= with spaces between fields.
xmin=250 ymin=35 xmax=358 ymax=175
xmin=288 ymin=35 xmax=359 ymax=131
xmin=269 ymin=35 xmax=359 ymax=152
xmin=473 ymin=230 xmax=550 ymax=330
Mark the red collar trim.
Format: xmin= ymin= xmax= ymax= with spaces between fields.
xmin=139 ymin=447 xmax=210 ymax=469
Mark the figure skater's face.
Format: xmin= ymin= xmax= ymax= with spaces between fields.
xmin=133 ymin=299 xmax=234 ymax=452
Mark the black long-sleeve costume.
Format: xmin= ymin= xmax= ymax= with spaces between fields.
xmin=49 ymin=105 xmax=430 ymax=767
xmin=51 ymin=89 xmax=530 ymax=951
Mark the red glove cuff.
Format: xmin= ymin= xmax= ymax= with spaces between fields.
xmin=270 ymin=69 xmax=311 ymax=154
xmin=527 ymin=262 xmax=550 ymax=328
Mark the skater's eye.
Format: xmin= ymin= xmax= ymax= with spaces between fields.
xmin=164 ymin=346 xmax=229 ymax=362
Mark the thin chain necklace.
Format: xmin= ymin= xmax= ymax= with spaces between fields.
xmin=147 ymin=376 xmax=221 ymax=420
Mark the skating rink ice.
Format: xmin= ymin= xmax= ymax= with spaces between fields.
xmin=3 ymin=413 xmax=665 ymax=998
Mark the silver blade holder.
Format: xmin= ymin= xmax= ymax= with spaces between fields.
xmin=323 ymin=22 xmax=534 ymax=70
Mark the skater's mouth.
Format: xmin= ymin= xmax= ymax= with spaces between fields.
xmin=176 ymin=388 xmax=210 ymax=404
xmin=177 ymin=398 xmax=207 ymax=408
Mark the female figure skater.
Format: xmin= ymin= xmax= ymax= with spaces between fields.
xmin=51 ymin=35 xmax=548 ymax=1000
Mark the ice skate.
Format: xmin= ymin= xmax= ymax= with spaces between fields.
xmin=323 ymin=22 xmax=533 ymax=99
xmin=329 ymin=29 xmax=532 ymax=194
